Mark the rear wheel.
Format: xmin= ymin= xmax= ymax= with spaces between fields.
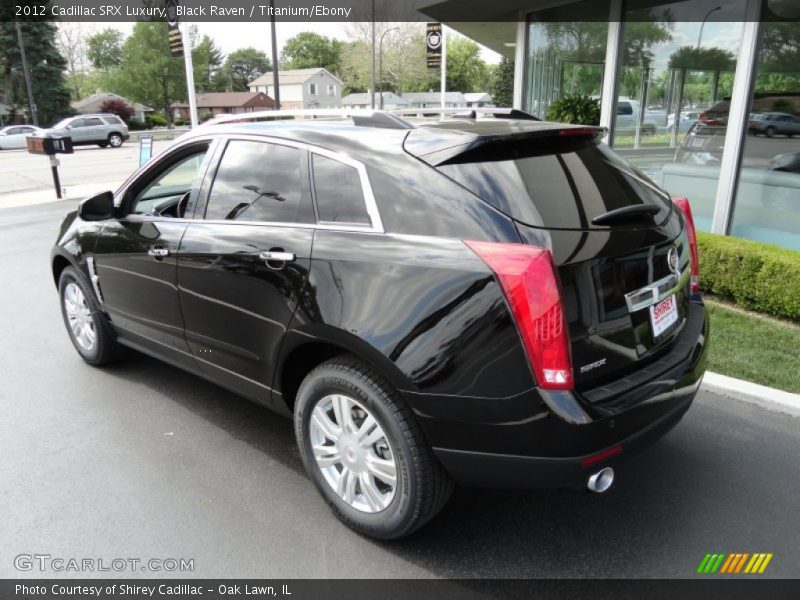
xmin=107 ymin=133 xmax=123 ymax=148
xmin=59 ymin=266 xmax=122 ymax=365
xmin=294 ymin=356 xmax=453 ymax=539
xmin=765 ymin=126 xmax=776 ymax=138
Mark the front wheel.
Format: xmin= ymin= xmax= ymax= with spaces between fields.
xmin=294 ymin=356 xmax=453 ymax=539
xmin=107 ymin=133 xmax=123 ymax=148
xmin=59 ymin=266 xmax=122 ymax=365
xmin=765 ymin=126 xmax=776 ymax=138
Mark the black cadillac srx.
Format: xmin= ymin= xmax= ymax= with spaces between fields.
xmin=51 ymin=109 xmax=708 ymax=539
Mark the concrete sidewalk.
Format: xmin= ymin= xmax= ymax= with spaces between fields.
xmin=0 ymin=181 xmax=124 ymax=210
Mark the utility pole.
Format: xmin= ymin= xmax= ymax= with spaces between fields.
xmin=15 ymin=20 xmax=38 ymax=126
xmin=269 ymin=0 xmax=280 ymax=109
xmin=440 ymin=25 xmax=446 ymax=109
xmin=379 ymin=27 xmax=399 ymax=110
xmin=370 ymin=0 xmax=376 ymax=109
xmin=179 ymin=23 xmax=198 ymax=128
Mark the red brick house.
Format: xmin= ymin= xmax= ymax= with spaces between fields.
xmin=171 ymin=92 xmax=274 ymax=121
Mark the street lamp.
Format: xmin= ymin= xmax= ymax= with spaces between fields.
xmin=697 ymin=6 xmax=722 ymax=48
xmin=379 ymin=27 xmax=399 ymax=110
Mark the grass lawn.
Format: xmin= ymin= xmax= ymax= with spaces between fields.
xmin=705 ymin=297 xmax=800 ymax=393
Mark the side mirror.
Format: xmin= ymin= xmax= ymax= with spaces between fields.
xmin=78 ymin=191 xmax=115 ymax=221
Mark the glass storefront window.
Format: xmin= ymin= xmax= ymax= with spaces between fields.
xmin=729 ymin=16 xmax=800 ymax=250
xmin=524 ymin=2 xmax=610 ymax=119
xmin=610 ymin=0 xmax=746 ymax=232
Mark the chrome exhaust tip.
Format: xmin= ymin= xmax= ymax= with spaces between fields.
xmin=587 ymin=467 xmax=615 ymax=493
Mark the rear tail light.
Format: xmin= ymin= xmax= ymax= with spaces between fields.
xmin=671 ymin=196 xmax=700 ymax=293
xmin=465 ymin=241 xmax=573 ymax=391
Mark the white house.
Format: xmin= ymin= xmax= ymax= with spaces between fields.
xmin=248 ymin=68 xmax=343 ymax=110
xmin=464 ymin=92 xmax=493 ymax=107
xmin=402 ymin=92 xmax=467 ymax=109
xmin=341 ymin=92 xmax=409 ymax=110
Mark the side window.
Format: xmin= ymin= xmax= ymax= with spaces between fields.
xmin=617 ymin=102 xmax=632 ymax=116
xmin=70 ymin=119 xmax=87 ymax=128
xmin=130 ymin=148 xmax=209 ymax=216
xmin=312 ymin=154 xmax=371 ymax=226
xmin=205 ymin=140 xmax=312 ymax=223
xmin=309 ymin=83 xmax=318 ymax=95
xmin=85 ymin=117 xmax=104 ymax=126
xmin=102 ymin=116 xmax=122 ymax=125
xmin=6 ymin=127 xmax=21 ymax=135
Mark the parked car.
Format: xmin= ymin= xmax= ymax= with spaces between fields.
xmin=748 ymin=112 xmax=800 ymax=137
xmin=674 ymin=122 xmax=727 ymax=165
xmin=0 ymin=124 xmax=43 ymax=149
xmin=699 ymin=92 xmax=800 ymax=126
xmin=667 ymin=111 xmax=701 ymax=134
xmin=45 ymin=113 xmax=129 ymax=148
xmin=51 ymin=110 xmax=708 ymax=539
xmin=615 ymin=98 xmax=661 ymax=135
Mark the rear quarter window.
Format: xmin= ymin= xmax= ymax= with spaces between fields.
xmin=312 ymin=154 xmax=371 ymax=226
xmin=437 ymin=139 xmax=671 ymax=230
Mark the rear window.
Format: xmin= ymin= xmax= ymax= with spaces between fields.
xmin=437 ymin=138 xmax=671 ymax=230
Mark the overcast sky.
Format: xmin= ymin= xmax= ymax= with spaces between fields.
xmin=86 ymin=21 xmax=502 ymax=64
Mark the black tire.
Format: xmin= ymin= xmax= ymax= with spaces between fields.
xmin=58 ymin=266 xmax=122 ymax=365
xmin=294 ymin=356 xmax=453 ymax=539
xmin=765 ymin=126 xmax=776 ymax=138
xmin=97 ymin=142 xmax=108 ymax=148
xmin=107 ymin=133 xmax=124 ymax=148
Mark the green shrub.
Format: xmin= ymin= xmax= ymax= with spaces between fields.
xmin=147 ymin=113 xmax=167 ymax=127
xmin=545 ymin=94 xmax=601 ymax=125
xmin=697 ymin=231 xmax=800 ymax=322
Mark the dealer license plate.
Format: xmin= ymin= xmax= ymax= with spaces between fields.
xmin=649 ymin=294 xmax=679 ymax=337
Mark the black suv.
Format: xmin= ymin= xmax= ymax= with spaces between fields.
xmin=51 ymin=110 xmax=708 ymax=539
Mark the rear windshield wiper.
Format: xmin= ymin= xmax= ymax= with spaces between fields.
xmin=591 ymin=204 xmax=662 ymax=226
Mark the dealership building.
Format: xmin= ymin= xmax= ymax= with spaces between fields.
xmin=421 ymin=0 xmax=800 ymax=250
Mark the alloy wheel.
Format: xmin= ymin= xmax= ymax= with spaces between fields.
xmin=309 ymin=393 xmax=397 ymax=513
xmin=109 ymin=134 xmax=123 ymax=147
xmin=64 ymin=282 xmax=96 ymax=351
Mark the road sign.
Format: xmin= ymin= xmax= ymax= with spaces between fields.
xmin=139 ymin=135 xmax=153 ymax=166
xmin=426 ymin=23 xmax=442 ymax=69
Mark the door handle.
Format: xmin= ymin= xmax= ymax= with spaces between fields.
xmin=148 ymin=246 xmax=170 ymax=258
xmin=259 ymin=251 xmax=295 ymax=262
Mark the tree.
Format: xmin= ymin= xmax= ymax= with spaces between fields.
xmin=86 ymin=28 xmax=123 ymax=71
xmin=56 ymin=23 xmax=91 ymax=99
xmin=280 ymin=32 xmax=342 ymax=74
xmin=192 ymin=34 xmax=224 ymax=92
xmin=491 ymin=57 xmax=515 ymax=107
xmin=668 ymin=46 xmax=735 ymax=71
xmin=215 ymin=48 xmax=271 ymax=92
xmin=110 ymin=22 xmax=186 ymax=126
xmin=100 ymin=98 xmax=133 ymax=123
xmin=0 ymin=18 xmax=72 ymax=125
xmin=445 ymin=36 xmax=489 ymax=93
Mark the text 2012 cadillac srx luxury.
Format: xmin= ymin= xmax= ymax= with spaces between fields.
xmin=51 ymin=109 xmax=708 ymax=539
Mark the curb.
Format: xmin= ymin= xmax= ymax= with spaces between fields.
xmin=702 ymin=371 xmax=800 ymax=417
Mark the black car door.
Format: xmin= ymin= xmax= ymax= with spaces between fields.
xmin=177 ymin=137 xmax=315 ymax=404
xmin=92 ymin=140 xmax=215 ymax=370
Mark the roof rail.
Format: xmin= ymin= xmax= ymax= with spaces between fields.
xmin=203 ymin=106 xmax=539 ymax=129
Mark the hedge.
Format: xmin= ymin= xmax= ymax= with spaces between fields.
xmin=697 ymin=231 xmax=800 ymax=322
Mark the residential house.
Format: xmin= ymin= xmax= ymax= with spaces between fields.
xmin=72 ymin=92 xmax=153 ymax=123
xmin=170 ymin=92 xmax=274 ymax=121
xmin=341 ymin=92 xmax=409 ymax=110
xmin=401 ymin=92 xmax=467 ymax=109
xmin=248 ymin=68 xmax=343 ymax=109
xmin=464 ymin=92 xmax=493 ymax=107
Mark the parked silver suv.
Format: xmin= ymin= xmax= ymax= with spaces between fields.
xmin=46 ymin=114 xmax=130 ymax=148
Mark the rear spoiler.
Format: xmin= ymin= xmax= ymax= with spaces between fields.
xmin=404 ymin=126 xmax=607 ymax=167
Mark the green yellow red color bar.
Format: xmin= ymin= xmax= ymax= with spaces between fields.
xmin=697 ymin=553 xmax=773 ymax=574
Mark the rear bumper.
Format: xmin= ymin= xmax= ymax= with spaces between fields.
xmin=433 ymin=379 xmax=697 ymax=489
xmin=407 ymin=301 xmax=708 ymax=489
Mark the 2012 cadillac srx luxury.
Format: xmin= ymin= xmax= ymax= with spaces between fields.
xmin=51 ymin=109 xmax=708 ymax=539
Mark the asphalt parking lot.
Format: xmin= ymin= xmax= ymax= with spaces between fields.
xmin=1 ymin=200 xmax=799 ymax=579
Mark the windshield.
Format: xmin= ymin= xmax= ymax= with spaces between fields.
xmin=53 ymin=118 xmax=73 ymax=129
